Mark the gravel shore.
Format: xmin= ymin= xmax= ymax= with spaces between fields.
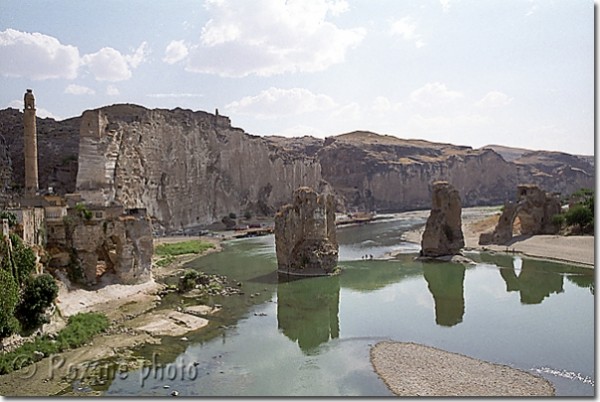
xmin=370 ymin=341 xmax=555 ymax=396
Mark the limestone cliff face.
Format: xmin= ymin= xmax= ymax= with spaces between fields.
xmin=76 ymin=105 xmax=322 ymax=231
xmin=317 ymin=132 xmax=518 ymax=212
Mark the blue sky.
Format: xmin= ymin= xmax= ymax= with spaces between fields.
xmin=0 ymin=0 xmax=594 ymax=155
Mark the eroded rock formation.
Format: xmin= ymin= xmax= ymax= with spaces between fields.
xmin=479 ymin=184 xmax=561 ymax=245
xmin=75 ymin=105 xmax=323 ymax=233
xmin=66 ymin=207 xmax=152 ymax=285
xmin=420 ymin=181 xmax=465 ymax=257
xmin=274 ymin=187 xmax=338 ymax=277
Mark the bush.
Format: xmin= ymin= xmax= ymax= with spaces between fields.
xmin=0 ymin=211 xmax=17 ymax=228
xmin=0 ymin=269 xmax=19 ymax=338
xmin=244 ymin=211 xmax=252 ymax=220
xmin=10 ymin=234 xmax=36 ymax=286
xmin=228 ymin=212 xmax=237 ymax=219
xmin=15 ymin=274 xmax=59 ymax=331
xmin=551 ymin=213 xmax=565 ymax=228
xmin=0 ymin=312 xmax=109 ymax=375
xmin=565 ymin=204 xmax=594 ymax=233
xmin=155 ymin=240 xmax=214 ymax=256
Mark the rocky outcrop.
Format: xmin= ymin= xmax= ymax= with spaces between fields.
xmin=420 ymin=181 xmax=464 ymax=257
xmin=66 ymin=207 xmax=152 ymax=285
xmin=274 ymin=187 xmax=338 ymax=277
xmin=479 ymin=184 xmax=561 ymax=245
xmin=75 ymin=105 xmax=323 ymax=233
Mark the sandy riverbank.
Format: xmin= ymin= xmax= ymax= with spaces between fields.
xmin=370 ymin=341 xmax=555 ymax=396
xmin=402 ymin=207 xmax=594 ymax=267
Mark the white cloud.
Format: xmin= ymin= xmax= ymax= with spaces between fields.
xmin=184 ymin=0 xmax=366 ymax=77
xmin=81 ymin=42 xmax=148 ymax=81
xmin=476 ymin=91 xmax=513 ymax=108
xmin=0 ymin=29 xmax=79 ymax=80
xmin=125 ymin=42 xmax=149 ymax=68
xmin=64 ymin=84 xmax=95 ymax=95
xmin=371 ymin=96 xmax=402 ymax=115
xmin=7 ymin=99 xmax=60 ymax=120
xmin=225 ymin=87 xmax=336 ymax=119
xmin=408 ymin=113 xmax=490 ymax=134
xmin=106 ymin=85 xmax=120 ymax=96
xmin=440 ymin=0 xmax=451 ymax=13
xmin=410 ymin=82 xmax=463 ymax=107
xmin=526 ymin=0 xmax=539 ymax=16
xmin=390 ymin=17 xmax=425 ymax=48
xmin=163 ymin=40 xmax=189 ymax=64
xmin=330 ymin=101 xmax=361 ymax=121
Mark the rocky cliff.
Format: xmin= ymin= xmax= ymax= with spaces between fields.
xmin=0 ymin=108 xmax=79 ymax=197
xmin=0 ymin=106 xmax=594 ymax=232
xmin=75 ymin=105 xmax=323 ymax=233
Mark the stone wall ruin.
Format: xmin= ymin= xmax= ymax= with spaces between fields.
xmin=479 ymin=184 xmax=561 ymax=245
xmin=274 ymin=187 xmax=338 ymax=277
xmin=420 ymin=181 xmax=465 ymax=257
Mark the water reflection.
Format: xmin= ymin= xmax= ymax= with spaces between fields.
xmin=499 ymin=257 xmax=564 ymax=304
xmin=277 ymin=276 xmax=340 ymax=355
xmin=423 ymin=264 xmax=466 ymax=327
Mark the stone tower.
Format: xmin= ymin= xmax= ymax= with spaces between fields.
xmin=23 ymin=89 xmax=39 ymax=196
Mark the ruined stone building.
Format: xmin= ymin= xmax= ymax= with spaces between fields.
xmin=479 ymin=184 xmax=561 ymax=245
xmin=274 ymin=187 xmax=339 ymax=277
xmin=420 ymin=181 xmax=465 ymax=257
xmin=2 ymin=90 xmax=153 ymax=286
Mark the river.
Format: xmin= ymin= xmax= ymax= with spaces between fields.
xmin=104 ymin=214 xmax=594 ymax=396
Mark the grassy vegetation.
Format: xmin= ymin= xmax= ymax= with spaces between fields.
xmin=0 ymin=312 xmax=109 ymax=375
xmin=155 ymin=240 xmax=214 ymax=257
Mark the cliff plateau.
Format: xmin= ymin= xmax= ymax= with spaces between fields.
xmin=0 ymin=107 xmax=594 ymax=233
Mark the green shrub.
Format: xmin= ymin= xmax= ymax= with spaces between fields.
xmin=228 ymin=212 xmax=237 ymax=219
xmin=16 ymin=274 xmax=59 ymax=331
xmin=244 ymin=211 xmax=252 ymax=220
xmin=155 ymin=240 xmax=214 ymax=256
xmin=551 ymin=213 xmax=565 ymax=228
xmin=0 ymin=269 xmax=19 ymax=338
xmin=0 ymin=312 xmax=109 ymax=375
xmin=0 ymin=211 xmax=17 ymax=228
xmin=565 ymin=204 xmax=594 ymax=233
xmin=10 ymin=233 xmax=36 ymax=285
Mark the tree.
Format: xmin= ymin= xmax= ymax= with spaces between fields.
xmin=10 ymin=234 xmax=36 ymax=286
xmin=15 ymin=274 xmax=59 ymax=331
xmin=565 ymin=204 xmax=593 ymax=234
xmin=0 ymin=269 xmax=19 ymax=338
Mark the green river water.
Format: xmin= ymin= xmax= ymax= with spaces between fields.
xmin=103 ymin=214 xmax=594 ymax=397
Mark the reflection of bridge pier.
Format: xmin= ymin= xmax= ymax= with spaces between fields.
xmin=500 ymin=257 xmax=564 ymax=304
xmin=276 ymin=276 xmax=340 ymax=355
xmin=423 ymin=264 xmax=465 ymax=327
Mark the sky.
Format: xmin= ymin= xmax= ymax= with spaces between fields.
xmin=0 ymin=0 xmax=594 ymax=155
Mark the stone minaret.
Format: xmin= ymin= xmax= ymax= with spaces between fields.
xmin=23 ymin=89 xmax=39 ymax=196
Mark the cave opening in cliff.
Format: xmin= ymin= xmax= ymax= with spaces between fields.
xmin=512 ymin=216 xmax=522 ymax=236
xmin=94 ymin=237 xmax=119 ymax=280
